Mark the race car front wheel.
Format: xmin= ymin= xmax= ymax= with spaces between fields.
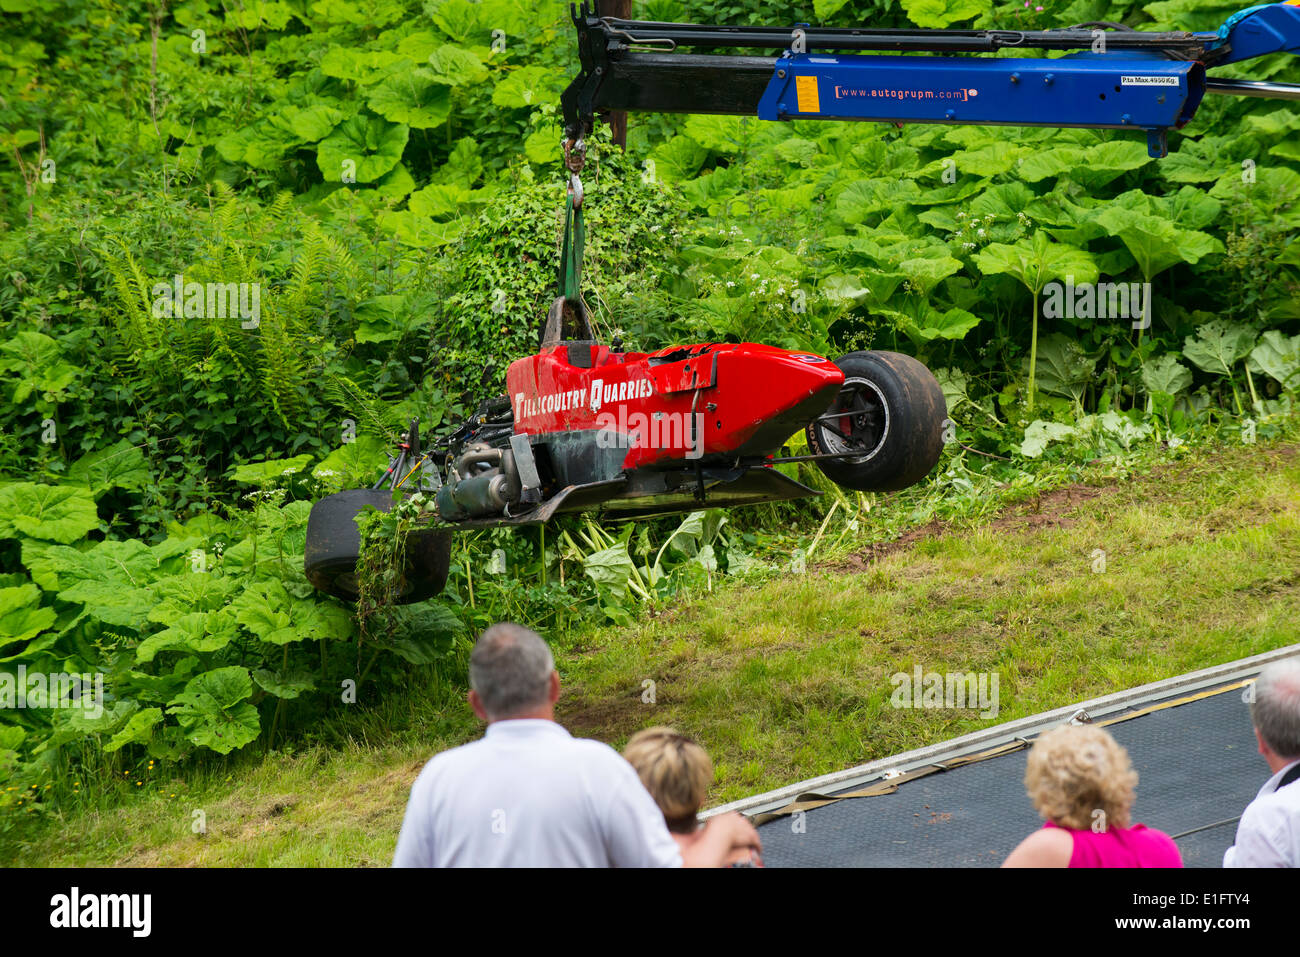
xmin=806 ymin=351 xmax=947 ymax=493
xmin=304 ymin=489 xmax=452 ymax=604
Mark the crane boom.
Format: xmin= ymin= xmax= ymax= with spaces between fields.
xmin=561 ymin=1 xmax=1300 ymax=157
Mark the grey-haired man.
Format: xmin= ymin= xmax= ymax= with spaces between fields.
xmin=394 ymin=622 xmax=761 ymax=867
xmin=1224 ymin=658 xmax=1300 ymax=868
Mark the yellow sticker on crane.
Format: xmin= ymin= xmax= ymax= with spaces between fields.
xmin=796 ymin=75 xmax=820 ymax=113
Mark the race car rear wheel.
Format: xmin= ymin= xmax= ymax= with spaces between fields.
xmin=304 ymin=489 xmax=452 ymax=604
xmin=806 ymin=351 xmax=947 ymax=493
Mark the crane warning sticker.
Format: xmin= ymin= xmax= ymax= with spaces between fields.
xmin=1120 ymin=75 xmax=1180 ymax=86
xmin=796 ymin=75 xmax=820 ymax=113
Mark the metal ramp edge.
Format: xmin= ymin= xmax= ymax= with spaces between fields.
xmin=701 ymin=643 xmax=1300 ymax=822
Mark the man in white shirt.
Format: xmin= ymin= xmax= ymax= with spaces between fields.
xmin=1224 ymin=658 xmax=1300 ymax=867
xmin=393 ymin=622 xmax=762 ymax=867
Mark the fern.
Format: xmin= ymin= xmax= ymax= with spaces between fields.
xmin=99 ymin=238 xmax=179 ymax=388
xmin=321 ymin=374 xmax=403 ymax=442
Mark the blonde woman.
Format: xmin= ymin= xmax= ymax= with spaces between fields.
xmin=624 ymin=727 xmax=762 ymax=867
xmin=1003 ymin=724 xmax=1182 ymax=867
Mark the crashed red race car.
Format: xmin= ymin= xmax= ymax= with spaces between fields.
xmin=303 ymin=314 xmax=947 ymax=604
xmin=302 ymin=8 xmax=988 ymax=605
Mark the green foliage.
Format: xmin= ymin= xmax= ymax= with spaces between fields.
xmin=1 ymin=0 xmax=1299 ymax=824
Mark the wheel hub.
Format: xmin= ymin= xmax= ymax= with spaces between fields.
xmin=815 ymin=377 xmax=889 ymax=462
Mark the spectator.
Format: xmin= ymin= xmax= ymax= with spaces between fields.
xmin=392 ymin=622 xmax=761 ymax=867
xmin=1224 ymin=658 xmax=1300 ymax=867
xmin=624 ymin=726 xmax=761 ymax=866
xmin=1003 ymin=724 xmax=1182 ymax=867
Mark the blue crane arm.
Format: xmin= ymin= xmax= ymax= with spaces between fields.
xmin=563 ymin=1 xmax=1300 ymax=158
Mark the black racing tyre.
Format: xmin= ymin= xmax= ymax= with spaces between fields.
xmin=304 ymin=489 xmax=452 ymax=604
xmin=805 ymin=351 xmax=947 ymax=493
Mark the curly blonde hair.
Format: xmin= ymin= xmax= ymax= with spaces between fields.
xmin=1024 ymin=725 xmax=1137 ymax=831
xmin=624 ymin=727 xmax=713 ymax=832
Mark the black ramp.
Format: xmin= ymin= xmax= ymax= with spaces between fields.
xmin=758 ymin=685 xmax=1265 ymax=867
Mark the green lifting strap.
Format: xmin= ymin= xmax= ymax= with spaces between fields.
xmin=559 ymin=190 xmax=584 ymax=305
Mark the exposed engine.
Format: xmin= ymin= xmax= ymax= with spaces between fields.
xmin=435 ymin=442 xmax=523 ymax=520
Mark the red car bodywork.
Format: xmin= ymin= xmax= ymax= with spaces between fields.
xmin=506 ymin=341 xmax=845 ymax=468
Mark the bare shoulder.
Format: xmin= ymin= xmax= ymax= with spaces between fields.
xmin=1002 ymin=826 xmax=1074 ymax=868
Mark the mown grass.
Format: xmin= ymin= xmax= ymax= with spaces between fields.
xmin=6 ymin=437 xmax=1299 ymax=865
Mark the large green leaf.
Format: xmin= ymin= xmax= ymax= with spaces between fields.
xmin=36 ymin=701 xmax=136 ymax=752
xmin=308 ymin=0 xmax=402 ymax=26
xmin=318 ymin=47 xmax=404 ymax=82
xmin=682 ymin=114 xmax=756 ymax=154
xmin=1018 ymin=147 xmax=1087 ymax=183
xmin=820 ymin=274 xmax=874 ymax=305
xmin=313 ymin=435 xmax=388 ymax=490
xmin=65 ymin=440 xmax=151 ymax=495
xmin=1141 ymin=354 xmax=1194 ymax=396
xmin=814 ymin=0 xmax=851 ymax=17
xmin=26 ymin=536 xmax=155 ymax=589
xmin=233 ymin=580 xmax=297 ymax=644
xmin=948 ymin=142 xmax=1027 ymax=178
xmin=836 ymin=178 xmax=922 ymax=221
xmin=353 ymin=294 xmax=414 ymax=343
xmin=1183 ymin=320 xmax=1257 ymax=377
xmin=0 ymin=583 xmax=56 ymax=650
xmin=23 ymin=537 xmax=177 ymax=626
xmin=268 ymin=102 xmax=348 ymax=142
xmin=148 ymin=574 xmax=239 ymax=624
xmin=215 ymin=122 xmax=301 ymax=170
xmin=425 ymin=44 xmax=487 ymax=86
xmin=974 ymin=232 xmax=1098 ymax=294
xmin=429 ymin=0 xmax=490 ymax=41
xmin=649 ymin=135 xmax=707 ymax=183
xmin=0 ymin=330 xmax=79 ymax=404
xmin=252 ymin=668 xmax=316 ymax=699
xmin=1027 ymin=333 xmax=1097 ymax=404
xmin=582 ymin=544 xmax=636 ymax=598
xmin=167 ymin=666 xmax=260 ymax=755
xmin=367 ymin=71 xmax=452 ymax=129
xmin=104 ymin=708 xmax=164 ymax=753
xmin=969 ymin=182 xmax=1036 ymax=220
xmin=229 ymin=454 xmax=314 ymax=487
xmin=226 ymin=0 xmax=294 ymax=30
xmin=902 ymin=0 xmax=986 ymax=28
xmin=1249 ymin=330 xmax=1300 ymax=391
xmin=897 ymin=251 xmax=964 ymax=291
xmin=883 ymin=303 xmax=983 ymax=345
xmin=491 ymin=66 xmax=558 ymax=108
xmin=1068 ymin=140 xmax=1154 ymax=189
xmin=0 ymin=484 xmax=100 ymax=543
xmin=1020 ymin=420 xmax=1077 ymax=458
xmin=136 ymin=609 xmax=239 ymax=663
xmin=293 ymin=599 xmax=355 ymax=642
xmin=57 ymin=579 xmax=157 ymax=629
xmin=316 ymin=114 xmax=409 ymax=183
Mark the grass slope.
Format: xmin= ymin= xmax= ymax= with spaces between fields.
xmin=8 ymin=440 xmax=1299 ymax=866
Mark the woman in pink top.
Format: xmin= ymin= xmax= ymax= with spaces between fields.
xmin=1003 ymin=725 xmax=1182 ymax=868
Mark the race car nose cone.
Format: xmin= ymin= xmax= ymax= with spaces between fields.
xmin=711 ymin=345 xmax=844 ymax=457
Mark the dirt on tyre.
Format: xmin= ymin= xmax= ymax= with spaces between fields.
xmin=304 ymin=488 xmax=452 ymax=604
xmin=806 ymin=350 xmax=947 ymax=493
